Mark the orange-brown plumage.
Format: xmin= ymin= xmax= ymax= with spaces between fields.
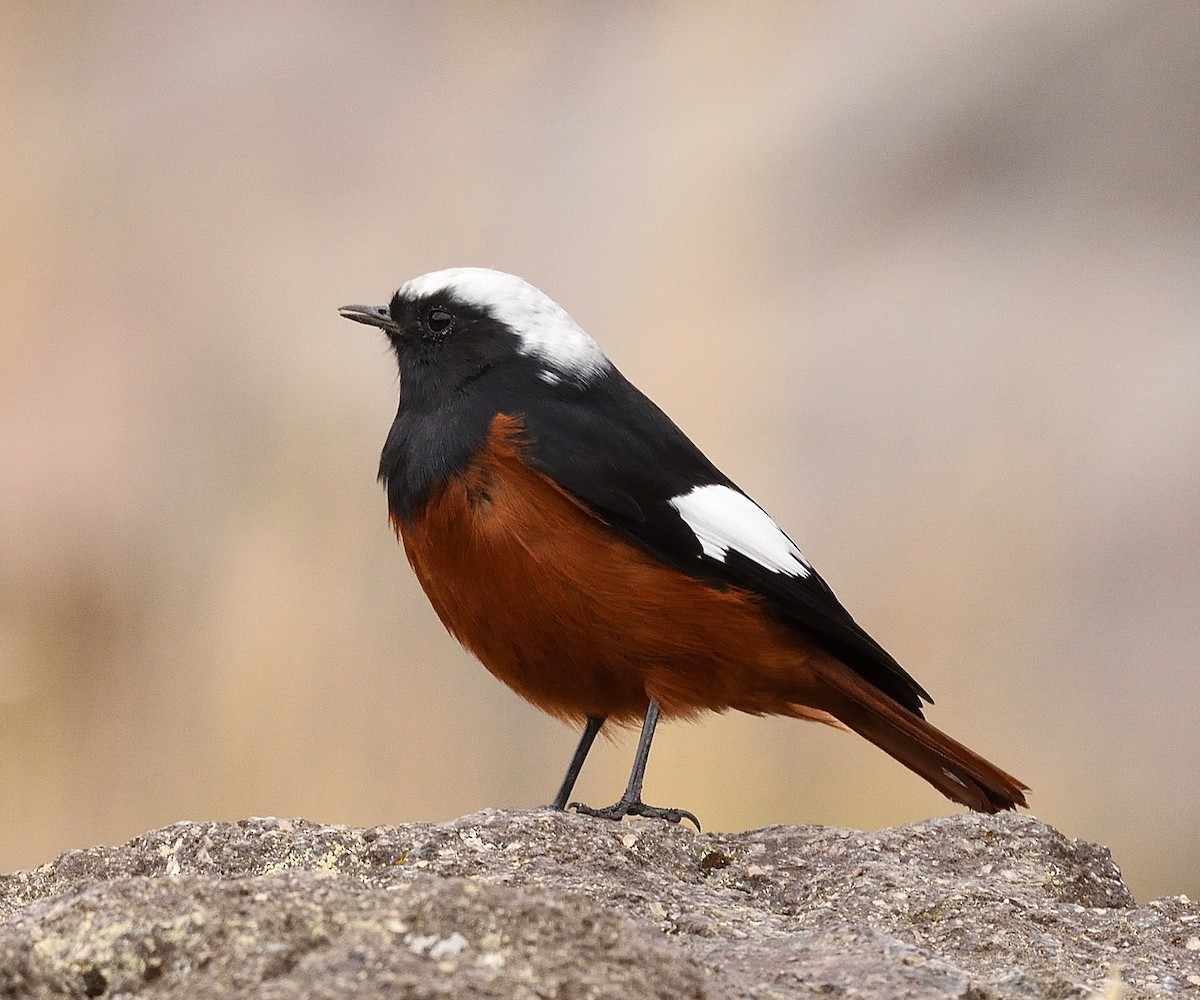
xmin=400 ymin=414 xmax=1027 ymax=813
xmin=399 ymin=415 xmax=841 ymax=726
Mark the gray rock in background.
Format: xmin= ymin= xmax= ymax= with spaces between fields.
xmin=0 ymin=811 xmax=1195 ymax=998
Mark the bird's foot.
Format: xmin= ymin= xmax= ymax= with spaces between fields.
xmin=569 ymin=797 xmax=701 ymax=832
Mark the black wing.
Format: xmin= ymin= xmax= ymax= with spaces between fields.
xmin=511 ymin=367 xmax=931 ymax=716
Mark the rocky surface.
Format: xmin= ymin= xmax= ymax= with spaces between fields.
xmin=0 ymin=810 xmax=1195 ymax=998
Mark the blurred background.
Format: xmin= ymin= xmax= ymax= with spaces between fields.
xmin=2 ymin=2 xmax=1197 ymax=902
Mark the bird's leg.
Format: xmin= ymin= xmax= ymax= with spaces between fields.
xmin=570 ymin=700 xmax=701 ymax=831
xmin=549 ymin=715 xmax=605 ymax=810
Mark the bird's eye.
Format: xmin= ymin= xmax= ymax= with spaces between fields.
xmin=427 ymin=308 xmax=453 ymax=334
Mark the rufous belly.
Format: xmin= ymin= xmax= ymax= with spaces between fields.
xmin=397 ymin=414 xmax=840 ymax=728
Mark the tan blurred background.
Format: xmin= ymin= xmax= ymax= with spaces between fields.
xmin=2 ymin=2 xmax=1197 ymax=901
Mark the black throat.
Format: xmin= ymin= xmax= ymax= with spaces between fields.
xmin=378 ymin=395 xmax=495 ymax=524
xmin=378 ymin=352 xmax=569 ymax=523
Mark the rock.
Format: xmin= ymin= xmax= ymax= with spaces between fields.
xmin=0 ymin=811 xmax=1195 ymax=998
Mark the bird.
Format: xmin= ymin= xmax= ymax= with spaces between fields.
xmin=340 ymin=268 xmax=1028 ymax=828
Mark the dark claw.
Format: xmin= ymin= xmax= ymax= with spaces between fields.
xmin=569 ymin=798 xmax=702 ymax=832
xmin=568 ymin=800 xmax=625 ymax=822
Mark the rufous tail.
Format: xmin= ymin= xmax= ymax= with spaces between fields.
xmin=812 ymin=659 xmax=1029 ymax=813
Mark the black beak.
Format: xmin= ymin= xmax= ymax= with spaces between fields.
xmin=338 ymin=304 xmax=397 ymax=332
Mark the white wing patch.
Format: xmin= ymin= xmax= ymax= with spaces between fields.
xmin=669 ymin=484 xmax=812 ymax=578
xmin=399 ymin=268 xmax=611 ymax=384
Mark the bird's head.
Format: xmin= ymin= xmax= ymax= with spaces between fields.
xmin=340 ymin=268 xmax=611 ymax=403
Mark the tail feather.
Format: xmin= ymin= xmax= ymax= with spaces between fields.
xmin=812 ymin=659 xmax=1029 ymax=813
